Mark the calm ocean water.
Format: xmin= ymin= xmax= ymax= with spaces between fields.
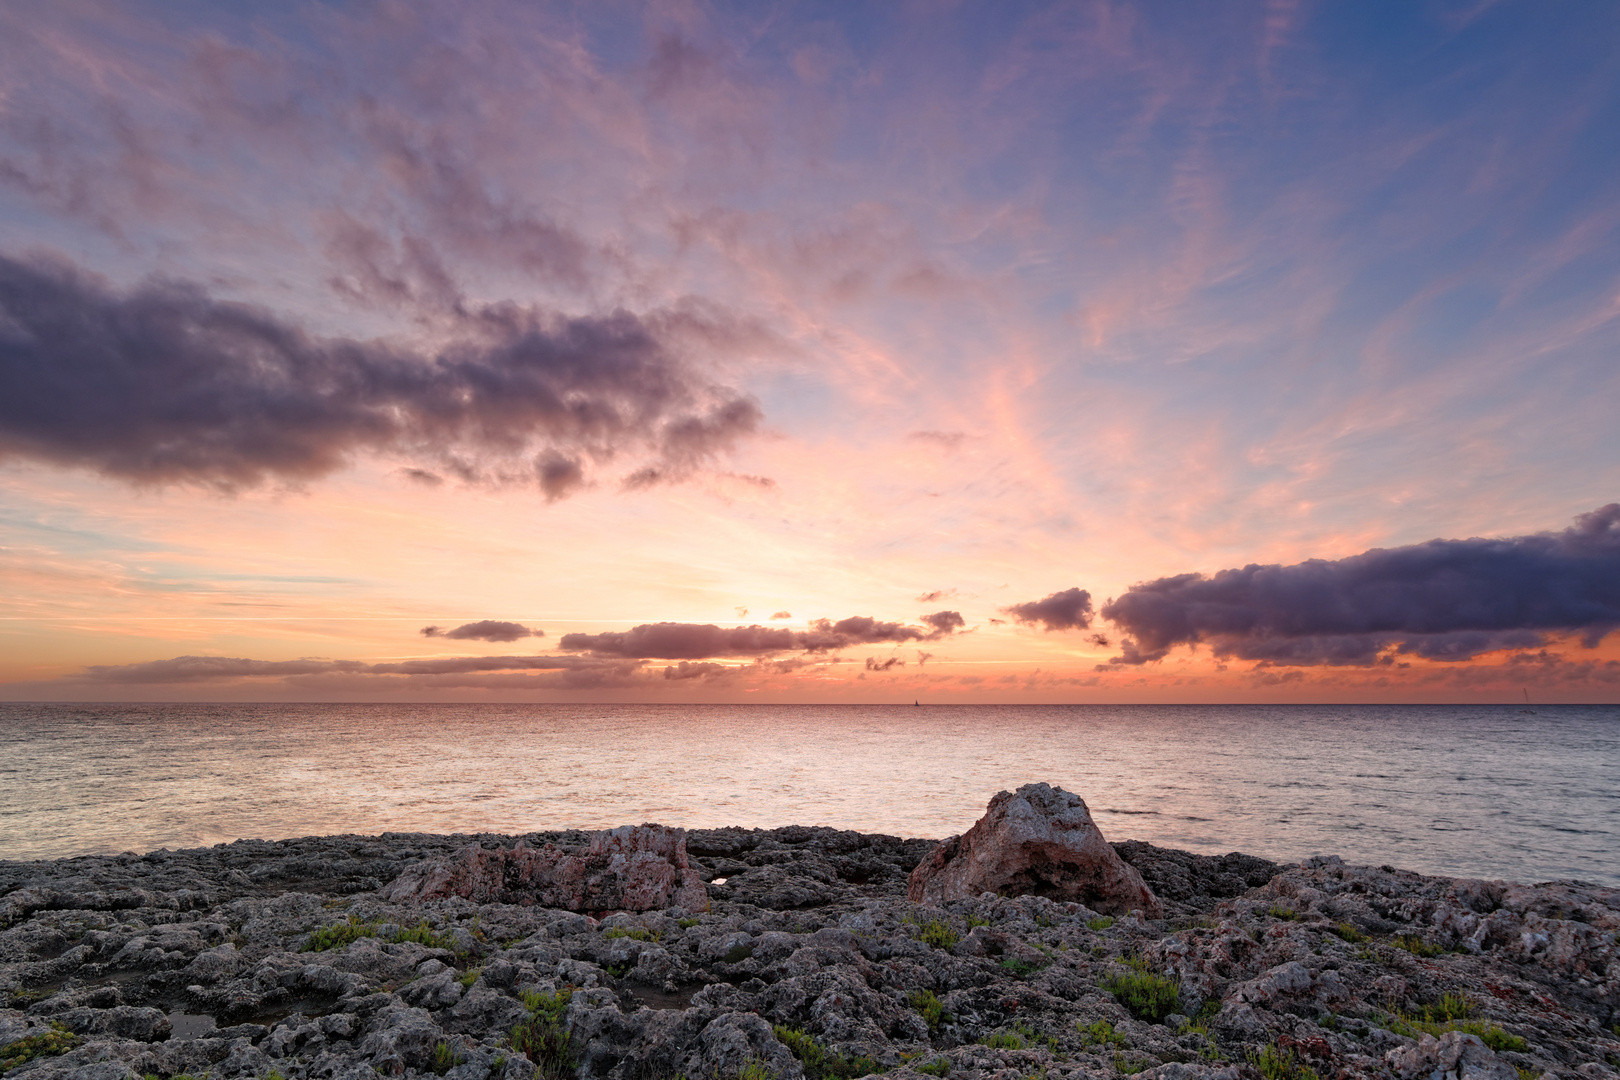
xmin=1 ymin=703 xmax=1616 ymax=885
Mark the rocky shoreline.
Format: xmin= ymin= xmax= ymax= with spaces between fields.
xmin=2 ymin=796 xmax=1617 ymax=1080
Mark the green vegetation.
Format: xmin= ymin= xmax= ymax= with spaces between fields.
xmin=965 ymin=915 xmax=990 ymax=929
xmin=978 ymin=1030 xmax=1024 ymax=1051
xmin=916 ymin=1059 xmax=950 ymax=1077
xmin=771 ymin=1025 xmax=885 ymax=1080
xmin=1377 ymin=994 xmax=1527 ymax=1053
xmin=509 ymin=989 xmax=575 ymax=1080
xmin=1086 ymin=917 xmax=1115 ymax=931
xmin=1329 ymin=923 xmax=1364 ymax=943
xmin=915 ymin=920 xmax=959 ymax=951
xmin=393 ymin=920 xmax=460 ymax=951
xmin=1100 ymin=964 xmax=1181 ymax=1024
xmin=1250 ymin=1044 xmax=1319 ymax=1080
xmin=1266 ymin=906 xmax=1300 ymax=921
xmin=999 ymin=958 xmax=1039 ymax=978
xmin=306 ymin=916 xmax=462 ymax=954
xmin=430 ymin=1041 xmax=463 ymax=1076
xmin=736 ymin=1059 xmax=774 ymax=1080
xmin=1 ymin=1022 xmax=82 ymax=1072
xmin=603 ymin=927 xmax=658 ymax=942
xmin=1392 ymin=935 xmax=1444 ymax=958
xmin=908 ymin=989 xmax=948 ymax=1033
xmin=458 ymin=968 xmax=480 ymax=988
xmin=1113 ymin=1058 xmax=1150 ymax=1076
xmin=1077 ymin=1020 xmax=1126 ymax=1049
xmin=678 ymin=918 xmax=701 ymax=929
xmin=307 ymin=916 xmax=379 ymax=952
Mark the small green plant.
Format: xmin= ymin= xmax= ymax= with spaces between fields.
xmin=678 ymin=918 xmax=701 ymax=929
xmin=458 ymin=968 xmax=480 ymax=988
xmin=1393 ymin=935 xmax=1444 ymax=958
xmin=393 ymin=921 xmax=460 ymax=951
xmin=1379 ymin=995 xmax=1526 ymax=1054
xmin=772 ymin=1025 xmax=884 ymax=1080
xmin=1113 ymin=1057 xmax=1150 ymax=1076
xmin=1101 ymin=969 xmax=1181 ymax=1023
xmin=1517 ymin=1069 xmax=1541 ymax=1080
xmin=1267 ymin=906 xmax=1300 ymax=921
xmin=307 ymin=916 xmax=379 ymax=952
xmin=916 ymin=920 xmax=959 ymax=950
xmin=603 ymin=927 xmax=657 ymax=942
xmin=1480 ymin=1028 xmax=1529 ymax=1054
xmin=978 ymin=1030 xmax=1024 ymax=1050
xmin=965 ymin=915 xmax=990 ymax=929
xmin=737 ymin=1059 xmax=773 ymax=1080
xmin=1087 ymin=917 xmax=1115 ymax=931
xmin=999 ymin=958 xmax=1037 ymax=978
xmin=1077 ymin=1020 xmax=1126 ymax=1049
xmin=908 ymin=989 xmax=948 ymax=1033
xmin=1330 ymin=923 xmax=1364 ymax=943
xmin=1 ymin=1022 xmax=83 ymax=1071
xmin=917 ymin=1060 xmax=950 ymax=1077
xmin=508 ymin=989 xmax=574 ymax=1080
xmin=1250 ymin=1044 xmax=1320 ymax=1080
xmin=431 ymin=1041 xmax=463 ymax=1076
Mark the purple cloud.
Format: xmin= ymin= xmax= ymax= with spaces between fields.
xmin=1003 ymin=588 xmax=1094 ymax=631
xmin=0 ymin=252 xmax=762 ymax=494
xmin=420 ymin=621 xmax=541 ymax=643
xmin=1101 ymin=505 xmax=1620 ymax=666
xmin=559 ymin=613 xmax=960 ymax=659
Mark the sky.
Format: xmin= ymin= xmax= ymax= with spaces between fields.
xmin=1 ymin=0 xmax=1617 ymax=704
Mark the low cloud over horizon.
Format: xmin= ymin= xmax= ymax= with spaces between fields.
xmin=558 ymin=613 xmax=966 ymax=659
xmin=420 ymin=621 xmax=542 ymax=642
xmin=1086 ymin=504 xmax=1620 ymax=667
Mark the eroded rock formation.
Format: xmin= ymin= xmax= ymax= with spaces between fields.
xmin=908 ymin=783 xmax=1164 ymax=916
xmin=380 ymin=825 xmax=710 ymax=913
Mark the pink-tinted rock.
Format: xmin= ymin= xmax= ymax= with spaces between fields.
xmin=380 ymin=824 xmax=709 ymax=913
xmin=907 ymin=783 xmax=1163 ymax=916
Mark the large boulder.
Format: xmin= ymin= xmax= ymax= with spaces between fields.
xmin=907 ymin=783 xmax=1163 ymax=916
xmin=380 ymin=824 xmax=709 ymax=913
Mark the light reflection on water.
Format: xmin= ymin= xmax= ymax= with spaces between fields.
xmin=0 ymin=703 xmax=1615 ymax=885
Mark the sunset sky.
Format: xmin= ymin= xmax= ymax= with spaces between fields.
xmin=2 ymin=0 xmax=1617 ymax=703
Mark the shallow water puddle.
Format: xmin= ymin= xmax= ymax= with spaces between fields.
xmin=167 ymin=1011 xmax=216 ymax=1039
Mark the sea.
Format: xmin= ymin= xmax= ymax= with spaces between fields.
xmin=1 ymin=703 xmax=1616 ymax=886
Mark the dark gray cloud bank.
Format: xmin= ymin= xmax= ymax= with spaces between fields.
xmin=1093 ymin=504 xmax=1620 ymax=666
xmin=558 ymin=612 xmax=965 ymax=659
xmin=420 ymin=621 xmax=540 ymax=642
xmin=0 ymin=251 xmax=762 ymax=494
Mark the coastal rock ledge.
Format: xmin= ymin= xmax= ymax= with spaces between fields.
xmin=379 ymin=825 xmax=709 ymax=913
xmin=2 ymin=798 xmax=1618 ymax=1080
xmin=907 ymin=784 xmax=1163 ymax=917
